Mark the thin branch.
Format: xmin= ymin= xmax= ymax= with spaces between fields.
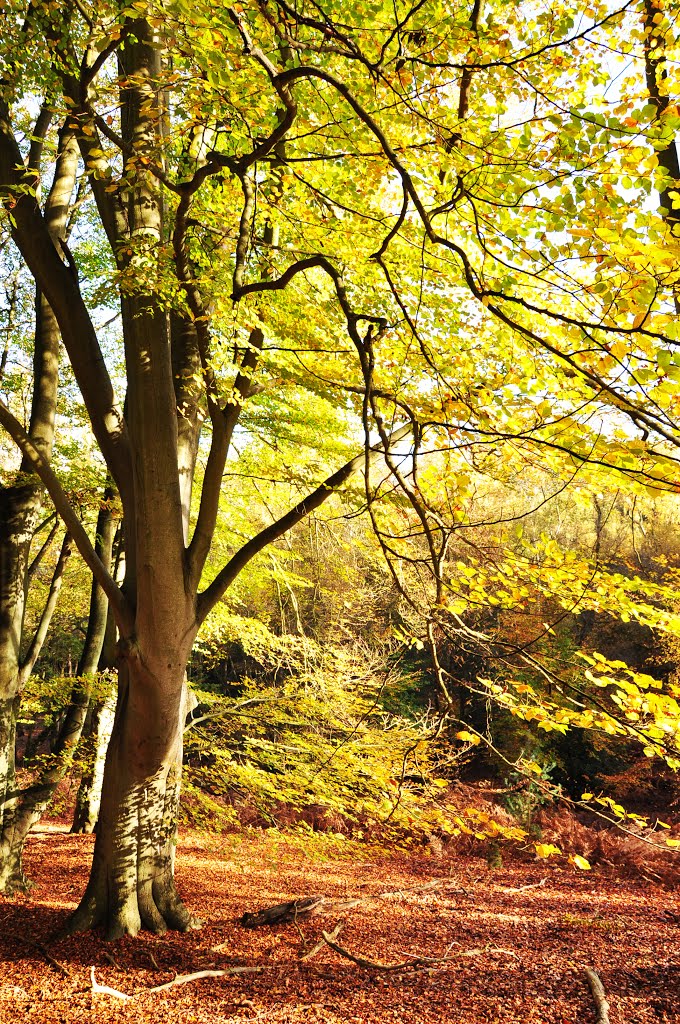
xmin=0 ymin=399 xmax=133 ymax=636
xmin=18 ymin=530 xmax=72 ymax=686
xmin=26 ymin=516 xmax=60 ymax=584
xmin=196 ymin=424 xmax=411 ymax=625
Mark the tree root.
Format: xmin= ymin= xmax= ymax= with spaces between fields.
xmin=15 ymin=934 xmax=70 ymax=977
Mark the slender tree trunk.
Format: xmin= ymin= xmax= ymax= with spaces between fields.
xmin=0 ymin=499 xmax=114 ymax=883
xmin=0 ymin=531 xmax=71 ymax=890
xmin=0 ymin=126 xmax=79 ymax=890
xmin=71 ymin=695 xmax=115 ymax=834
xmin=73 ymin=513 xmax=121 ymax=833
xmin=0 ymin=486 xmax=41 ymax=849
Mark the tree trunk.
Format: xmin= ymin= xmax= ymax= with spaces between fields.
xmin=68 ymin=655 xmax=196 ymax=939
xmin=0 ymin=498 xmax=114 ymax=880
xmin=71 ymin=694 xmax=115 ymax=834
xmin=0 ymin=486 xmax=41 ymax=848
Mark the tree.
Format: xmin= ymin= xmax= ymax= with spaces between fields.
xmin=0 ymin=117 xmax=80 ymax=889
xmin=0 ymin=0 xmax=678 ymax=937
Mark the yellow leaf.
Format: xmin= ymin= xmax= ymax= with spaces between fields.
xmin=569 ymin=854 xmax=591 ymax=870
xmin=455 ymin=730 xmax=480 ymax=744
xmin=534 ymin=843 xmax=560 ymax=859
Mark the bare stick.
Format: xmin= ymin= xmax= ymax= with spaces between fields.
xmin=584 ymin=967 xmax=611 ymax=1024
xmin=16 ymin=935 xmax=70 ymax=977
xmin=500 ymin=878 xmax=548 ymax=894
xmin=90 ymin=966 xmax=131 ymax=1000
xmin=149 ymin=969 xmax=230 ymax=993
xmin=301 ymin=920 xmax=345 ymax=961
xmin=322 ymin=932 xmax=430 ymax=971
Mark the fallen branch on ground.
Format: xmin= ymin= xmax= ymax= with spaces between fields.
xmin=91 ymin=966 xmax=131 ymax=1001
xmin=241 ymin=882 xmax=468 ymax=927
xmin=584 ymin=967 xmax=610 ymax=1024
xmin=321 ymin=933 xmax=521 ymax=971
xmin=15 ymin=935 xmax=69 ymax=977
xmin=301 ymin=920 xmax=345 ymax=960
xmin=89 ymin=964 xmax=270 ymax=999
xmin=241 ymin=896 xmax=361 ymax=927
xmin=321 ymin=931 xmax=430 ymax=971
xmin=500 ymin=878 xmax=547 ymax=894
xmin=149 ymin=970 xmax=233 ymax=993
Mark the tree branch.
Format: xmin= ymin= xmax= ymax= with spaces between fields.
xmin=18 ymin=530 xmax=72 ymax=686
xmin=0 ymin=399 xmax=133 ymax=637
xmin=196 ymin=424 xmax=411 ymax=625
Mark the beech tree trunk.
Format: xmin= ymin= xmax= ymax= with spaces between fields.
xmin=0 ymin=498 xmax=114 ymax=885
xmin=0 ymin=124 xmax=79 ymax=891
xmin=70 ymin=695 xmax=115 ymax=834
xmin=0 ymin=8 xmax=378 ymax=934
xmin=0 ymin=487 xmax=41 ymax=853
xmin=68 ymin=656 xmax=195 ymax=939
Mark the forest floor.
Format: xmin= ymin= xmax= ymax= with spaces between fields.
xmin=1 ymin=824 xmax=679 ymax=1024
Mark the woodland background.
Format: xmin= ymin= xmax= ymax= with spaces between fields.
xmin=0 ymin=0 xmax=680 ymax=1016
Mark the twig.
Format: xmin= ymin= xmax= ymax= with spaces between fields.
xmin=584 ymin=967 xmax=611 ymax=1024
xmin=147 ymin=950 xmax=160 ymax=971
xmin=149 ymin=969 xmax=230 ymax=993
xmin=500 ymin=878 xmax=548 ymax=894
xmin=378 ymin=879 xmax=470 ymax=899
xmin=91 ymin=964 xmax=269 ymax=1000
xmin=301 ymin=920 xmax=345 ymax=960
xmin=102 ymin=950 xmax=121 ymax=970
xmin=321 ymin=932 xmax=430 ymax=971
xmin=16 ymin=935 xmax=70 ymax=977
xmin=322 ymin=932 xmax=520 ymax=971
xmin=90 ymin=966 xmax=131 ymax=1000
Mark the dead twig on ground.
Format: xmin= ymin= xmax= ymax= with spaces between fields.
xmin=149 ymin=970 xmax=232 ymax=993
xmin=377 ymin=879 xmax=469 ymax=899
xmin=301 ymin=920 xmax=345 ymax=960
xmin=16 ymin=935 xmax=70 ymax=977
xmin=584 ymin=967 xmax=610 ymax=1024
xmin=322 ymin=933 xmax=521 ymax=971
xmin=321 ymin=931 xmax=429 ymax=971
xmin=90 ymin=964 xmax=270 ymax=1000
xmin=90 ymin=966 xmax=131 ymax=1000
xmin=500 ymin=878 xmax=548 ymax=894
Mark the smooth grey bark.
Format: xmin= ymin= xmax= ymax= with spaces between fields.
xmin=72 ymin=505 xmax=120 ymax=834
xmin=0 ymin=498 xmax=115 ymax=887
xmin=70 ymin=693 xmax=115 ymax=834
xmin=0 ymin=126 xmax=80 ymax=891
xmin=0 ymin=530 xmax=72 ymax=891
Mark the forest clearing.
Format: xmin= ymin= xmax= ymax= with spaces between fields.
xmin=2 ymin=0 xmax=680 ymax=1016
xmin=3 ymin=820 xmax=679 ymax=1024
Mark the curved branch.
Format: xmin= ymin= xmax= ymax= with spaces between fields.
xmin=18 ymin=530 xmax=72 ymax=686
xmin=196 ymin=423 xmax=412 ymax=625
xmin=0 ymin=399 xmax=133 ymax=637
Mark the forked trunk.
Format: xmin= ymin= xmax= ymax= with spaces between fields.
xmin=68 ymin=654 xmax=196 ymax=939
